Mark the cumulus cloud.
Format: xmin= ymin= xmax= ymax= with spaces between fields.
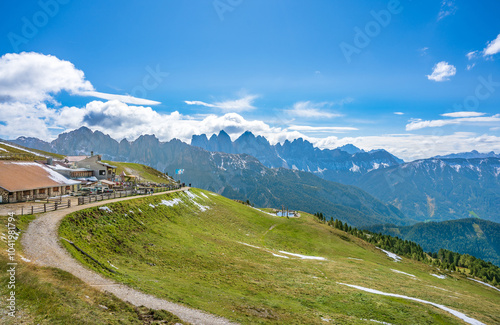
xmin=0 ymin=52 xmax=93 ymax=103
xmin=288 ymin=125 xmax=358 ymax=133
xmin=441 ymin=111 xmax=486 ymax=118
xmin=406 ymin=114 xmax=500 ymax=131
xmin=81 ymin=91 xmax=161 ymax=106
xmin=437 ymin=0 xmax=457 ymax=21
xmin=0 ymin=52 xmax=159 ymax=106
xmin=285 ymin=101 xmax=344 ymax=118
xmin=394 ymin=112 xmax=404 ymax=115
xmin=483 ymin=33 xmax=500 ymax=57
xmin=185 ymin=95 xmax=258 ymax=112
xmin=427 ymin=61 xmax=456 ymax=82
xmin=466 ymin=51 xmax=478 ymax=60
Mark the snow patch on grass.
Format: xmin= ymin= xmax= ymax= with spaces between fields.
xmin=108 ymin=261 xmax=118 ymax=269
xmin=391 ymin=269 xmax=416 ymax=278
xmin=251 ymin=206 xmax=276 ymax=216
xmin=348 ymin=257 xmax=363 ymax=261
xmin=148 ymin=203 xmax=156 ymax=208
xmin=377 ymin=247 xmax=401 ymax=262
xmin=99 ymin=206 xmax=113 ymax=213
xmin=272 ymin=253 xmax=290 ymax=259
xmin=184 ymin=190 xmax=198 ymax=199
xmin=361 ymin=319 xmax=393 ymax=325
xmin=159 ymin=198 xmax=183 ymax=207
xmin=279 ymin=251 xmax=326 ymax=260
xmin=338 ymin=283 xmax=485 ymax=325
xmin=200 ymin=192 xmax=209 ymax=199
xmin=431 ymin=274 xmax=447 ymax=279
xmin=468 ymin=278 xmax=500 ymax=292
xmin=237 ymin=242 xmax=326 ymax=261
xmin=192 ymin=201 xmax=209 ymax=212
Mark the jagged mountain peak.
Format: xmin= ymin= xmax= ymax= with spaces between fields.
xmin=434 ymin=150 xmax=500 ymax=159
xmin=338 ymin=144 xmax=364 ymax=154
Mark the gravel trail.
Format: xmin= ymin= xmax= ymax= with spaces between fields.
xmin=21 ymin=188 xmax=238 ymax=325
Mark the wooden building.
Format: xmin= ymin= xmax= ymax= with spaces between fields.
xmin=0 ymin=161 xmax=80 ymax=203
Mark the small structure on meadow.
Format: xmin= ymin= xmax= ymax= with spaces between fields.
xmin=0 ymin=161 xmax=81 ymax=203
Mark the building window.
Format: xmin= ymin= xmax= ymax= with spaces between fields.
xmin=99 ymin=170 xmax=106 ymax=175
xmin=66 ymin=186 xmax=70 ymax=190
xmin=53 ymin=187 xmax=59 ymax=192
xmin=39 ymin=189 xmax=45 ymax=194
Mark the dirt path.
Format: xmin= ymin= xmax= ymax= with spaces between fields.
xmin=21 ymin=187 xmax=238 ymax=325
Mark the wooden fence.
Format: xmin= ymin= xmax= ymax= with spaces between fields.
xmin=21 ymin=199 xmax=72 ymax=215
xmin=16 ymin=184 xmax=182 ymax=215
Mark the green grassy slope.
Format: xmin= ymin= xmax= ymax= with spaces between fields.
xmin=59 ymin=189 xmax=500 ymax=324
xmin=103 ymin=160 xmax=175 ymax=184
xmin=0 ymin=142 xmax=64 ymax=160
xmin=0 ymin=214 xmax=187 ymax=325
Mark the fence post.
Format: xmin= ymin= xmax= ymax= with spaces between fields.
xmin=68 ymin=199 xmax=71 ymax=208
xmin=31 ymin=205 xmax=34 ymax=215
xmin=44 ymin=203 xmax=46 ymax=212
xmin=55 ymin=202 xmax=58 ymax=210
xmin=21 ymin=207 xmax=23 ymax=216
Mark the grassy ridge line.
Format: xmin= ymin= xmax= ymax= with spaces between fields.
xmin=0 ymin=141 xmax=64 ymax=159
xmin=0 ymin=213 xmax=187 ymax=324
xmin=59 ymin=189 xmax=500 ymax=325
xmin=103 ymin=161 xmax=175 ymax=184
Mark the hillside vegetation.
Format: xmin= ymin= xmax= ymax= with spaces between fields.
xmin=103 ymin=160 xmax=175 ymax=185
xmin=0 ymin=214 xmax=186 ymax=325
xmin=0 ymin=141 xmax=64 ymax=160
xmin=366 ymin=219 xmax=500 ymax=267
xmin=59 ymin=189 xmax=500 ymax=324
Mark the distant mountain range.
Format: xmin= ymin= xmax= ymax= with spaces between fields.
xmin=11 ymin=127 xmax=408 ymax=227
xmin=191 ymin=131 xmax=500 ymax=223
xmin=191 ymin=130 xmax=403 ymax=184
xmin=434 ymin=150 xmax=500 ymax=159
xmin=11 ymin=127 xmax=500 ymax=224
xmin=367 ymin=218 xmax=500 ymax=267
xmin=355 ymin=157 xmax=500 ymax=223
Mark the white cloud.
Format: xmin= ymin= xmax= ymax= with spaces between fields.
xmin=285 ymin=101 xmax=343 ymax=118
xmin=466 ymin=51 xmax=478 ymax=60
xmin=0 ymin=52 xmax=93 ymax=103
xmin=288 ymin=125 xmax=358 ymax=133
xmin=437 ymin=0 xmax=457 ymax=21
xmin=483 ymin=33 xmax=500 ymax=57
xmin=80 ymin=91 xmax=161 ymax=106
xmin=2 ymin=98 xmax=500 ymax=162
xmin=184 ymin=95 xmax=258 ymax=112
xmin=394 ymin=112 xmax=404 ymax=115
xmin=406 ymin=114 xmax=500 ymax=131
xmin=419 ymin=47 xmax=429 ymax=56
xmin=441 ymin=111 xmax=486 ymax=118
xmin=427 ymin=61 xmax=456 ymax=82
xmin=0 ymin=52 xmax=159 ymax=106
xmin=466 ymin=63 xmax=476 ymax=71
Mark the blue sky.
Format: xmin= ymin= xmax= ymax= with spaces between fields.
xmin=0 ymin=0 xmax=499 ymax=160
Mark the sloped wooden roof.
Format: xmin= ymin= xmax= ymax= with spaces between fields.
xmin=0 ymin=161 xmax=80 ymax=192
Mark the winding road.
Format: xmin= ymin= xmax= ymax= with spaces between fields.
xmin=21 ymin=188 xmax=238 ymax=325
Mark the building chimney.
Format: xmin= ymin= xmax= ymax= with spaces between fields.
xmin=47 ymin=157 xmax=53 ymax=165
xmin=91 ymin=151 xmax=94 ymax=156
